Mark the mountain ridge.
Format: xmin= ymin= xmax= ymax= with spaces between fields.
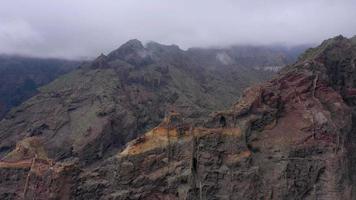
xmin=0 ymin=38 xmax=314 ymax=199
xmin=68 ymin=35 xmax=356 ymax=199
xmin=0 ymin=39 xmax=288 ymax=163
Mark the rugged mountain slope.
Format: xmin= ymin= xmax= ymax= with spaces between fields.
xmin=0 ymin=55 xmax=80 ymax=119
xmin=0 ymin=40 xmax=284 ymax=163
xmin=0 ymin=40 xmax=308 ymax=199
xmin=60 ymin=35 xmax=356 ymax=199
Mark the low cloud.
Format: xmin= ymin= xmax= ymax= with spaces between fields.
xmin=0 ymin=19 xmax=43 ymax=55
xmin=1 ymin=0 xmax=356 ymax=59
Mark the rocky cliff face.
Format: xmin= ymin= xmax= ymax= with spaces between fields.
xmin=0 ymin=40 xmax=278 ymax=164
xmin=0 ymin=37 xmax=338 ymax=200
xmin=70 ymin=35 xmax=356 ymax=199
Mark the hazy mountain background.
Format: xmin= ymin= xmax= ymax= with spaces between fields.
xmin=0 ymin=55 xmax=80 ymax=119
xmin=1 ymin=0 xmax=355 ymax=59
xmin=0 ymin=1 xmax=355 ymax=199
xmin=0 ymin=40 xmax=308 ymax=163
xmin=0 ymin=42 xmax=308 ymax=121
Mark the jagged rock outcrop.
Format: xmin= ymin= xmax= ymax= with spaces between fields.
xmin=69 ymin=35 xmax=356 ymax=199
xmin=0 ymin=136 xmax=79 ymax=200
xmin=107 ymin=39 xmax=153 ymax=66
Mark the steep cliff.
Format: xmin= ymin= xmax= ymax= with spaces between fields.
xmin=0 ymin=40 xmax=275 ymax=168
xmin=1 ymin=36 xmax=347 ymax=199
xmin=69 ymin=35 xmax=356 ymax=199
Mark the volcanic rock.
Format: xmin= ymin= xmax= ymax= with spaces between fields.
xmin=0 ymin=39 xmax=316 ymax=199
xmin=72 ymin=35 xmax=356 ymax=199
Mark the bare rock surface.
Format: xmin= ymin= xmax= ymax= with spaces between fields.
xmin=72 ymin=35 xmax=356 ymax=200
xmin=1 ymin=37 xmax=353 ymax=199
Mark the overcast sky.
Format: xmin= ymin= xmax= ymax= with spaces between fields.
xmin=1 ymin=0 xmax=356 ymax=59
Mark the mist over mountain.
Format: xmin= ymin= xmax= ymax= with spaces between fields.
xmin=0 ymin=1 xmax=356 ymax=199
xmin=0 ymin=39 xmax=299 ymax=163
xmin=0 ymin=55 xmax=80 ymax=119
xmin=0 ymin=34 xmax=356 ymax=199
xmin=1 ymin=0 xmax=355 ymax=59
xmin=0 ymin=41 xmax=306 ymax=121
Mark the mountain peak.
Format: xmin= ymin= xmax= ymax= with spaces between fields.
xmin=2 ymin=35 xmax=354 ymax=199
xmin=119 ymin=39 xmax=144 ymax=50
xmin=108 ymin=39 xmax=144 ymax=58
xmin=279 ymin=35 xmax=356 ymax=104
xmin=298 ymin=35 xmax=353 ymax=62
xmin=108 ymin=35 xmax=356 ymax=198
xmin=107 ymin=39 xmax=152 ymax=66
xmin=90 ymin=53 xmax=109 ymax=69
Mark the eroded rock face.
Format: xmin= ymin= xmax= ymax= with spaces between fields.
xmin=0 ymin=36 xmax=353 ymax=199
xmin=0 ymin=40 xmax=276 ymax=164
xmin=0 ymin=136 xmax=79 ymax=200
xmin=71 ymin=36 xmax=356 ymax=200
